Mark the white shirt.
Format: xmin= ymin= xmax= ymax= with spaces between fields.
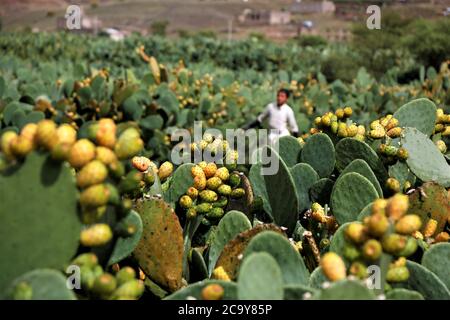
xmin=257 ymin=102 xmax=299 ymax=135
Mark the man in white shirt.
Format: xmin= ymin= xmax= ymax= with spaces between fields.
xmin=243 ymin=89 xmax=299 ymax=144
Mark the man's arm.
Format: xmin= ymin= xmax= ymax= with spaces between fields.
xmin=288 ymin=108 xmax=300 ymax=137
xmin=242 ymin=104 xmax=271 ymax=130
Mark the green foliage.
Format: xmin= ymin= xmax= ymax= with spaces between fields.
xmin=151 ymin=20 xmax=169 ymax=37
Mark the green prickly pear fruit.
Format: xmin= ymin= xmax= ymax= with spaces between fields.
xmin=386 ymin=178 xmax=401 ymax=193
xmin=331 ymin=121 xmax=339 ymax=134
xmin=229 ymin=173 xmax=241 ymax=188
xmin=80 ymin=184 xmax=111 ymax=208
xmin=349 ymin=262 xmax=367 ymax=280
xmin=319 ymin=238 xmax=330 ymax=249
xmin=92 ymin=273 xmax=117 ymax=297
xmin=119 ymin=171 xmax=143 ymax=194
xmin=114 ymin=136 xmax=144 ymax=160
xmin=362 ymin=239 xmax=382 ymax=261
xmin=10 ymin=136 xmax=33 ymax=158
xmin=321 ymin=252 xmax=346 ymax=282
xmin=76 ymin=160 xmax=108 ymax=188
xmin=115 ymin=267 xmax=136 ymax=286
xmin=199 ymin=190 xmax=218 ymax=202
xmin=395 ymin=215 xmax=422 ymax=235
xmin=196 ymin=202 xmax=213 ymax=214
xmin=144 ymin=171 xmax=155 ymax=185
xmin=179 ymin=195 xmax=193 ymax=209
xmin=13 ymin=282 xmax=33 ymax=300
xmin=113 ymin=280 xmax=145 ymax=299
xmin=36 ymin=119 xmax=58 ymax=150
xmin=343 ymin=244 xmax=361 ymax=261
xmin=217 ymin=184 xmax=232 ymax=196
xmin=381 ymin=233 xmax=407 ymax=254
xmin=206 ymin=176 xmax=222 ymax=190
xmin=215 ymin=167 xmax=230 ymax=181
xmin=80 ymin=266 xmax=96 ymax=290
xmin=212 ymin=196 xmax=228 ymax=208
xmin=69 ymin=139 xmax=96 ymax=169
xmin=186 ymin=187 xmax=199 ymax=199
xmin=201 ymin=284 xmax=224 ymax=300
xmin=201 ymin=217 xmax=212 ymax=226
xmin=345 ymin=223 xmax=367 ymax=244
xmin=384 ymin=145 xmax=398 ymax=157
xmin=186 ymin=207 xmax=197 ymax=220
xmin=366 ymin=213 xmax=389 ymax=237
xmin=206 ymin=207 xmax=224 ymax=220
xmin=230 ymin=188 xmax=245 ymax=199
xmin=72 ymin=253 xmax=99 ymax=268
xmin=109 ymin=160 xmax=125 ymax=179
xmin=397 ymin=237 xmax=418 ymax=257
xmin=386 ymin=266 xmax=409 ymax=283
xmin=80 ymin=223 xmax=113 ymax=247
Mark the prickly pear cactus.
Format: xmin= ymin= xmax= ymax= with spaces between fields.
xmin=309 ymin=178 xmax=334 ymax=204
xmin=164 ymin=280 xmax=237 ymax=300
xmin=421 ymin=243 xmax=450 ymax=290
xmin=300 ymin=133 xmax=336 ymax=178
xmin=275 ymin=135 xmax=302 ymax=167
xmin=163 ymin=163 xmax=194 ymax=204
xmin=341 ymin=159 xmax=383 ymax=197
xmin=0 ymin=152 xmax=81 ymax=294
xmin=393 ymin=98 xmax=437 ymax=137
xmin=249 ymin=163 xmax=272 ymax=219
xmin=133 ymin=198 xmax=184 ymax=292
xmin=311 ymin=279 xmax=376 ymax=300
xmin=385 ymin=288 xmax=424 ymax=300
xmin=290 ymin=163 xmax=319 ymax=214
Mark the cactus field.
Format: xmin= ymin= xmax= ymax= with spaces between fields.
xmin=0 ymin=32 xmax=450 ymax=301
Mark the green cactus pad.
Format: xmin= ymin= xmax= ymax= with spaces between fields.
xmin=392 ymin=261 xmax=450 ymax=300
xmin=401 ymin=127 xmax=450 ymax=187
xmin=275 ymin=135 xmax=302 ymax=167
xmin=243 ymin=231 xmax=309 ymax=286
xmin=144 ymin=277 xmax=169 ymax=299
xmin=5 ymin=269 xmax=77 ymax=300
xmin=329 ymin=222 xmax=352 ymax=265
xmin=388 ymin=161 xmax=416 ymax=191
xmin=214 ymin=224 xmax=285 ymax=280
xmin=309 ymin=267 xmax=327 ymax=289
xmin=300 ymin=133 xmax=336 ymax=178
xmin=0 ymin=152 xmax=81 ymax=294
xmin=207 ymin=211 xmax=252 ymax=276
xmin=357 ymin=202 xmax=373 ymax=221
xmin=189 ymin=248 xmax=208 ymax=283
xmin=331 ymin=172 xmax=379 ymax=224
xmin=290 ymin=163 xmax=320 ymax=214
xmin=407 ymin=182 xmax=450 ymax=235
xmin=421 ymin=243 xmax=450 ymax=290
xmin=238 ymin=252 xmax=284 ymax=300
xmin=341 ymin=159 xmax=383 ymax=197
xmin=312 ymin=279 xmax=376 ymax=300
xmin=108 ymin=210 xmax=143 ymax=266
xmin=163 ymin=163 xmax=194 ymax=204
xmin=249 ymin=163 xmax=272 ymax=219
xmin=393 ymin=98 xmax=437 ymax=136
xmin=385 ymin=288 xmax=424 ymax=300
xmin=309 ymin=178 xmax=334 ymax=204
xmin=261 ymin=146 xmax=299 ymax=233
xmin=134 ymin=198 xmax=184 ymax=292
xmin=335 ymin=138 xmax=388 ymax=184
xmin=164 ymin=280 xmax=237 ymax=300
xmin=284 ymin=284 xmax=318 ymax=300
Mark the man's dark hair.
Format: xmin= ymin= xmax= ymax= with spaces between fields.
xmin=277 ymin=88 xmax=290 ymax=98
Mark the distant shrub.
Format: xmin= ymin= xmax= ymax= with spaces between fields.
xmin=297 ymin=35 xmax=327 ymax=47
xmin=151 ymin=20 xmax=169 ymax=37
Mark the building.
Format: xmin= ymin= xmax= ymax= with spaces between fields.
xmin=238 ymin=9 xmax=291 ymax=25
xmin=290 ymin=1 xmax=336 ymax=14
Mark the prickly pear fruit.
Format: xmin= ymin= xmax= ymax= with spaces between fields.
xmin=386 ymin=178 xmax=401 ymax=193
xmin=217 ymin=184 xmax=232 ymax=196
xmin=201 ymin=284 xmax=224 ymax=300
xmin=384 ymin=145 xmax=398 ymax=157
xmin=206 ymin=207 xmax=224 ymax=220
xmin=115 ymin=267 xmax=136 ymax=286
xmin=387 ymin=127 xmax=402 ymax=138
xmin=196 ymin=203 xmax=213 ymax=214
xmin=69 ymin=139 xmax=96 ymax=169
xmin=212 ymin=267 xmax=231 ymax=281
xmin=366 ymin=213 xmax=389 ymax=237
xmin=13 ymin=282 xmax=33 ymax=300
xmin=131 ymin=156 xmax=152 ymax=172
xmin=215 ymin=167 xmax=230 ymax=181
xmin=435 ymin=232 xmax=450 ymax=243
xmin=343 ymin=244 xmax=360 ymax=261
xmin=80 ymin=184 xmax=110 ymax=208
xmin=395 ymin=215 xmax=422 ymax=235
xmin=76 ymin=160 xmax=108 ymax=188
xmin=96 ymin=119 xmax=117 ymax=149
xmin=95 ymin=146 xmax=117 ymax=165
xmin=21 ymin=123 xmax=38 ymax=145
xmin=212 ymin=196 xmax=228 ymax=208
xmin=230 ymin=188 xmax=245 ymax=199
xmin=158 ymin=161 xmax=173 ymax=180
xmin=381 ymin=233 xmax=407 ymax=254
xmin=186 ymin=207 xmax=197 ymax=220
xmin=112 ymin=280 xmax=144 ymax=299
xmin=199 ymin=190 xmax=218 ymax=202
xmin=56 ymin=124 xmax=77 ymax=146
xmin=193 ymin=174 xmax=207 ymax=190
xmin=349 ymin=262 xmax=367 ymax=280
xmin=186 ymin=187 xmax=199 ymax=199
xmin=179 ymin=195 xmax=193 ymax=209
xmin=386 ymin=266 xmax=409 ymax=283
xmin=206 ymin=176 xmax=222 ymax=190
xmin=345 ymin=223 xmax=367 ymax=244
xmin=229 ymin=173 xmax=241 ymax=187
xmin=386 ymin=194 xmax=408 ymax=221
xmin=80 ymin=223 xmax=113 ymax=247
xmin=362 ymin=239 xmax=382 ymax=261
xmin=10 ymin=136 xmax=33 ymax=158
xmin=321 ymin=252 xmax=346 ymax=282
xmin=72 ymin=253 xmax=99 ymax=268
xmin=92 ymin=273 xmax=117 ymax=297
xmin=435 ymin=140 xmax=447 ymax=154
xmin=397 ymin=237 xmax=418 ymax=257
xmin=203 ymin=162 xmax=217 ymax=178
xmin=1 ymin=131 xmax=18 ymax=160
xmin=191 ymin=165 xmax=204 ymax=177
xmin=344 ymin=107 xmax=353 ymax=117
xmin=36 ymin=120 xmax=58 ymax=150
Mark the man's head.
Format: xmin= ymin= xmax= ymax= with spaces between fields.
xmin=277 ymin=89 xmax=290 ymax=106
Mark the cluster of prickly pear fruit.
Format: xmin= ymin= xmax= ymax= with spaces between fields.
xmin=311 ymin=107 xmax=366 ymax=141
xmin=70 ymin=253 xmax=144 ymax=300
xmin=369 ymin=115 xmax=402 ymax=139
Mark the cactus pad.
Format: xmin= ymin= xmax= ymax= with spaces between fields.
xmin=301 ymin=133 xmax=336 ymax=178
xmin=309 ymin=178 xmax=334 ymax=204
xmin=385 ymin=288 xmax=424 ymax=300
xmin=164 ymin=280 xmax=237 ymax=300
xmin=284 ymin=284 xmax=318 ymax=300
xmin=249 ymin=163 xmax=272 ymax=219
xmin=163 ymin=163 xmax=194 ymax=204
xmin=341 ymin=159 xmax=383 ymax=197
xmin=290 ymin=163 xmax=320 ymax=214
xmin=312 ymin=279 xmax=376 ymax=300
xmin=275 ymin=135 xmax=302 ymax=167
xmin=393 ymin=98 xmax=437 ymax=136
xmin=421 ymin=243 xmax=450 ymax=290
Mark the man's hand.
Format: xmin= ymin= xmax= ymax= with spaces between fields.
xmin=292 ymin=131 xmax=300 ymax=138
xmin=242 ymin=119 xmax=261 ymax=130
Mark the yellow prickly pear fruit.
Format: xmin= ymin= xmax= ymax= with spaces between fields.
xmin=215 ymin=167 xmax=230 ymax=181
xmin=179 ymin=195 xmax=193 ymax=209
xmin=362 ymin=239 xmax=382 ymax=261
xmin=201 ymin=284 xmax=224 ymax=300
xmin=203 ymin=162 xmax=217 ymax=178
xmin=372 ymin=198 xmax=387 ymax=216
xmin=321 ymin=252 xmax=346 ymax=282
xmin=321 ymin=114 xmax=331 ymax=127
xmin=114 ymin=138 xmax=144 ymax=160
xmin=435 ymin=140 xmax=447 ymax=154
xmin=335 ymin=108 xmax=345 ymax=119
xmin=395 ymin=215 xmax=422 ymax=235
xmin=391 ymin=257 xmax=407 ymax=268
xmin=115 ymin=267 xmax=136 ymax=286
xmin=95 ymin=146 xmax=117 ymax=165
xmin=96 ymin=119 xmax=117 ymax=149
xmin=36 ymin=119 xmax=58 ymax=150
xmin=386 ymin=266 xmax=409 ymax=283
xmin=212 ymin=266 xmax=231 ymax=281
xmin=1 ymin=131 xmax=18 ymax=160
xmin=386 ymin=193 xmax=409 ymax=221
xmin=314 ymin=117 xmax=322 ymax=126
xmin=354 ymin=134 xmax=365 ymax=141
xmin=80 ymin=223 xmax=113 ymax=247
xmin=343 ymin=107 xmax=353 ymax=117
xmin=346 ymin=124 xmax=358 ymax=137
xmin=77 ymin=160 xmax=108 ymax=188
xmin=203 ymin=132 xmax=214 ymax=143
xmin=186 ymin=207 xmax=197 ymax=220
xmin=337 ymin=123 xmax=348 ymax=138
xmin=385 ymin=117 xmax=399 ymax=131
xmin=51 ymin=142 xmax=72 ymax=161
xmin=231 ymin=188 xmax=245 ymax=199
xmin=435 ymin=232 xmax=450 ymax=243
xmin=186 ymin=187 xmax=199 ymax=199
xmin=357 ymin=125 xmax=366 ymax=136
xmin=442 ymin=126 xmax=450 ymax=136
xmin=396 ymin=148 xmax=409 ymax=160
xmin=21 ymin=123 xmax=38 ymax=145
xmin=69 ymin=139 xmax=96 ymax=169
xmin=10 ymin=136 xmax=33 ymax=158
xmin=387 ymin=127 xmax=402 ymax=138
xmin=386 ymin=178 xmax=401 ymax=193
xmin=80 ymin=184 xmax=110 ymax=208
xmin=56 ymin=124 xmax=77 ymax=146
xmin=370 ymin=120 xmax=381 ymax=130
xmin=193 ymin=174 xmax=207 ymax=190
xmin=158 ymin=161 xmax=174 ymax=180
xmin=199 ymin=190 xmax=218 ymax=202
xmin=370 ymin=128 xmax=385 ymax=139
xmin=366 ymin=213 xmax=389 ymax=237
xmin=345 ymin=222 xmax=367 ymax=244
xmin=113 ymin=280 xmax=145 ymax=299
xmin=435 ymin=124 xmax=445 ymax=133
xmin=192 ymin=165 xmax=204 ymax=177
xmin=71 ymin=253 xmax=99 ymax=268
xmin=92 ymin=273 xmax=117 ymax=297
xmin=131 ymin=156 xmax=152 ymax=172
xmin=206 ymin=176 xmax=222 ymax=190
xmin=423 ymin=218 xmax=438 ymax=238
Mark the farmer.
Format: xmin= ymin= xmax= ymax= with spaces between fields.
xmin=243 ymin=88 xmax=299 ymax=144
